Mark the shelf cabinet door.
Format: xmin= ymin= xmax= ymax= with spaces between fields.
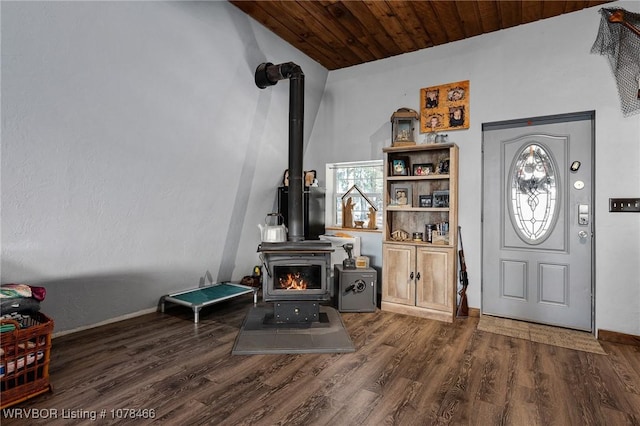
xmin=415 ymin=247 xmax=454 ymax=312
xmin=382 ymin=244 xmax=415 ymax=306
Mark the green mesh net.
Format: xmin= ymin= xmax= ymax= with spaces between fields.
xmin=591 ymin=8 xmax=640 ymax=117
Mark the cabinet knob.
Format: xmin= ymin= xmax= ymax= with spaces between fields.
xmin=410 ymin=272 xmax=414 ymax=280
xmin=416 ymin=272 xmax=421 ymax=280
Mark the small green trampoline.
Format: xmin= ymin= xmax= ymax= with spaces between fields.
xmin=160 ymin=283 xmax=258 ymax=323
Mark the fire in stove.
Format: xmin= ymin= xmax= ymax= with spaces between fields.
xmin=276 ymin=265 xmax=322 ymax=291
xmin=279 ymin=273 xmax=307 ymax=290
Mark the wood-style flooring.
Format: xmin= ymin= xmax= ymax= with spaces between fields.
xmin=2 ymin=297 xmax=639 ymax=425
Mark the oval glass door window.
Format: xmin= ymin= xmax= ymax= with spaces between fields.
xmin=509 ymin=143 xmax=560 ymax=244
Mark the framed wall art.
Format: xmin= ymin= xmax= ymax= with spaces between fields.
xmin=420 ymin=80 xmax=470 ymax=133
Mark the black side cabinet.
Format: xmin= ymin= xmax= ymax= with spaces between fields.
xmin=277 ymin=186 xmax=325 ymax=240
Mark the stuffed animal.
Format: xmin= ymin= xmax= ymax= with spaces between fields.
xmin=240 ymin=265 xmax=262 ymax=288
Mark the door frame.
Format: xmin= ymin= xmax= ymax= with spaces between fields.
xmin=481 ymin=111 xmax=596 ymax=332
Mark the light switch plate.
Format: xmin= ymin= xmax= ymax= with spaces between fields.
xmin=609 ymin=198 xmax=640 ymax=212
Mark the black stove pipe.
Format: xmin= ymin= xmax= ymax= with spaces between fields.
xmin=255 ymin=62 xmax=305 ymax=242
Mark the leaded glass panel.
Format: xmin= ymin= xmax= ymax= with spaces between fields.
xmin=509 ymin=143 xmax=559 ymax=243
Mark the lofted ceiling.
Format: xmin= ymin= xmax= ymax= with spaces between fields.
xmin=229 ymin=0 xmax=613 ymax=70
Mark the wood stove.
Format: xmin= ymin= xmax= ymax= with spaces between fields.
xmin=255 ymin=61 xmax=333 ymax=324
xmin=259 ymin=241 xmax=332 ymax=323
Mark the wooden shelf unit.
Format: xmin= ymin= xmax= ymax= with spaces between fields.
xmin=381 ymin=143 xmax=458 ymax=322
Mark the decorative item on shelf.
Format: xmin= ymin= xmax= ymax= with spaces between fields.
xmin=435 ymin=134 xmax=449 ymax=144
xmin=432 ymin=231 xmax=448 ymax=245
xmin=425 ymin=224 xmax=436 ymax=243
xmin=391 ymin=229 xmax=410 ymax=241
xmin=433 ymin=190 xmax=450 ymax=208
xmin=341 ymin=185 xmax=379 ymax=229
xmin=305 ymin=170 xmax=317 ymax=187
xmin=419 ymin=195 xmax=433 ymax=208
xmin=391 ymin=108 xmax=419 ymax=146
xmin=424 ymin=132 xmax=438 ymax=144
xmin=282 ymin=169 xmax=318 ymax=187
xmin=412 ymin=232 xmax=424 ymax=242
xmin=355 ymin=256 xmax=370 ymax=268
xmin=432 ymin=221 xmax=450 ymax=245
xmin=437 ymin=157 xmax=450 ymax=174
xmin=390 ymin=183 xmax=412 ymax=207
xmin=413 ymin=163 xmax=434 ymax=176
xmin=390 ymin=156 xmax=410 ymax=176
xmin=367 ymin=207 xmax=377 ymax=230
xmin=342 ymin=197 xmax=355 ymax=228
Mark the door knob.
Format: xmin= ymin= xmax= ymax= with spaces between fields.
xmin=578 ymin=230 xmax=588 ymax=239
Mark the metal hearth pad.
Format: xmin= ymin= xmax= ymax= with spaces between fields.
xmin=232 ymin=304 xmax=355 ymax=355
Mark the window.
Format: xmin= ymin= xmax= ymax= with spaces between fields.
xmin=325 ymin=160 xmax=384 ymax=229
xmin=508 ymin=143 xmax=559 ymax=244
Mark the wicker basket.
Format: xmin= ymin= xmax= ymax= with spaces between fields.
xmin=1 ymin=312 xmax=54 ymax=408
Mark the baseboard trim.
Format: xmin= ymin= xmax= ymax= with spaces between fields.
xmin=52 ymin=307 xmax=158 ymax=338
xmin=597 ymin=329 xmax=640 ymax=347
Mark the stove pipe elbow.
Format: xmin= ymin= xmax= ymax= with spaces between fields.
xmin=255 ymin=62 xmax=303 ymax=89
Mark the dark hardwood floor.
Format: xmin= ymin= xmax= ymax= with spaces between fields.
xmin=3 ymin=297 xmax=639 ymax=425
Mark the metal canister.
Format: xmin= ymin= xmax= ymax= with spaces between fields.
xmin=425 ymin=224 xmax=436 ymax=243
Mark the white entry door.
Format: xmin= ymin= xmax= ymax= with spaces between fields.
xmin=482 ymin=112 xmax=594 ymax=331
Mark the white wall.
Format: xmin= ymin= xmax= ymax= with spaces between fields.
xmin=3 ymin=1 xmax=638 ymax=337
xmin=306 ymin=1 xmax=640 ymax=336
xmin=1 ymin=1 xmax=328 ymax=332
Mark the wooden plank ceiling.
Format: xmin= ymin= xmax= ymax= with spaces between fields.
xmin=229 ymin=0 xmax=612 ymax=70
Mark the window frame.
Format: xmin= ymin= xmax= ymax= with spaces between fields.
xmin=325 ymin=159 xmax=384 ymax=230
